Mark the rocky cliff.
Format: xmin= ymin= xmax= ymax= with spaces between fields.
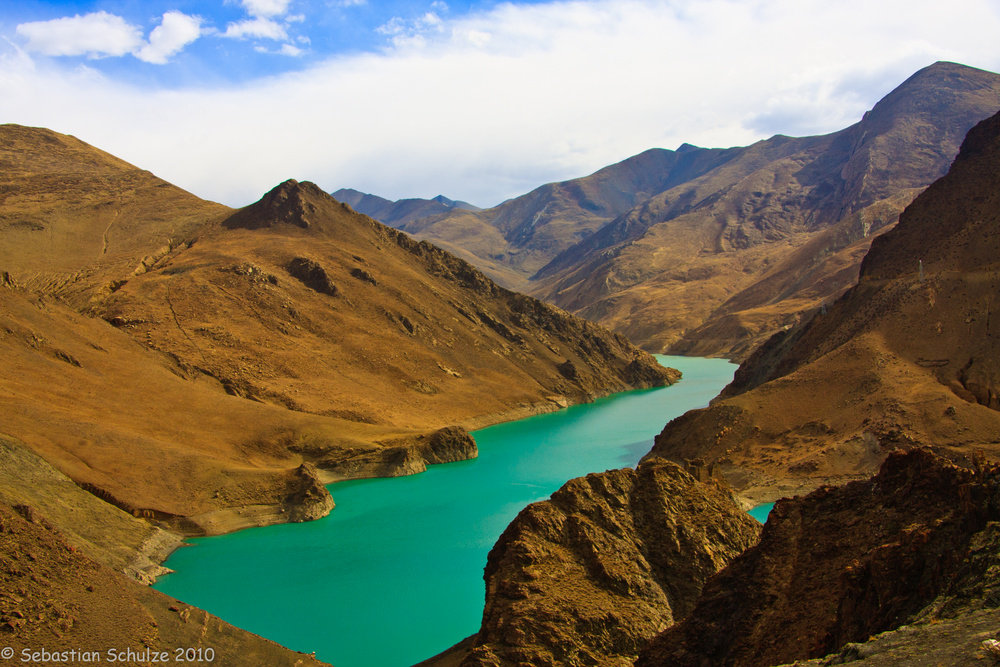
xmin=636 ymin=449 xmax=1000 ymax=667
xmin=455 ymin=458 xmax=760 ymax=667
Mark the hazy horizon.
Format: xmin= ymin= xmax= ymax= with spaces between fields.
xmin=3 ymin=0 xmax=1000 ymax=208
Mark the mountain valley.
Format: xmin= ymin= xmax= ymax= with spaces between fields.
xmin=2 ymin=59 xmax=1000 ymax=667
xmin=360 ymin=62 xmax=1000 ymax=361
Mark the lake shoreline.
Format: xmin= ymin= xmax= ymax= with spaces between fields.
xmin=144 ymin=362 xmax=687 ymax=578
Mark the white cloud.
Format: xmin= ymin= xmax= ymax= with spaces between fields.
xmin=377 ymin=11 xmax=445 ymax=48
xmin=223 ymin=17 xmax=289 ymax=40
xmin=279 ymin=43 xmax=305 ymax=57
xmin=241 ymin=0 xmax=294 ymax=19
xmin=4 ymin=0 xmax=1000 ymax=208
xmin=134 ymin=12 xmax=203 ymax=65
xmin=15 ymin=11 xmax=142 ymax=59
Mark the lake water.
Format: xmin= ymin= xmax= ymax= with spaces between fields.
xmin=749 ymin=502 xmax=775 ymax=523
xmin=153 ymin=356 xmax=736 ymax=667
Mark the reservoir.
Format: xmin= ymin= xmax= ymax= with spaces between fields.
xmin=153 ymin=356 xmax=736 ymax=667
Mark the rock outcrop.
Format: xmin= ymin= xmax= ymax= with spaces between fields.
xmin=636 ymin=449 xmax=1000 ymax=667
xmin=458 ymin=458 xmax=760 ymax=667
xmin=284 ymin=463 xmax=335 ymax=522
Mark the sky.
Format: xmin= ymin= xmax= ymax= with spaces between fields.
xmin=2 ymin=1 xmax=1000 ymax=209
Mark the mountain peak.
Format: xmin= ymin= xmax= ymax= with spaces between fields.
xmin=223 ymin=179 xmax=335 ymax=231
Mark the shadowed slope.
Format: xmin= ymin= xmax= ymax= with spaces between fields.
xmin=645 ymin=108 xmax=1000 ymax=501
xmin=637 ymin=449 xmax=1000 ymax=667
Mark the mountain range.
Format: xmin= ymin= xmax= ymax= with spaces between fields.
xmin=4 ymin=59 xmax=1000 ymax=667
xmin=0 ymin=122 xmax=674 ymax=662
xmin=332 ymin=188 xmax=481 ymax=226
xmin=424 ymin=102 xmax=1000 ymax=667
xmin=352 ymin=62 xmax=1000 ymax=361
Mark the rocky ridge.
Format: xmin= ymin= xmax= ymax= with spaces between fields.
xmin=453 ymin=458 xmax=760 ymax=667
xmin=383 ymin=63 xmax=1000 ymax=360
xmin=637 ymin=449 xmax=1000 ymax=667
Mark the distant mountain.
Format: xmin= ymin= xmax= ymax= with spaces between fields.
xmin=332 ymin=187 xmax=481 ymax=226
xmin=397 ymin=62 xmax=1000 ymax=360
xmin=646 ymin=106 xmax=1000 ymax=496
xmin=389 ymin=146 xmax=737 ymax=289
xmin=533 ymin=61 xmax=1000 ymax=357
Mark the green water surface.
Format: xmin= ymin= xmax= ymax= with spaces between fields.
xmin=153 ymin=355 xmax=736 ymax=667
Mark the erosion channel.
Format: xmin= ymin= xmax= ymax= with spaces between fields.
xmin=153 ymin=356 xmax=736 ymax=666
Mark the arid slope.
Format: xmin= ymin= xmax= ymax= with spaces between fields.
xmin=95 ymin=179 xmax=676 ymax=431
xmin=0 ymin=125 xmax=676 ymax=539
xmin=533 ymin=62 xmax=1000 ymax=357
xmin=0 ymin=124 xmax=230 ymax=304
xmin=645 ymin=108 xmax=1000 ymax=501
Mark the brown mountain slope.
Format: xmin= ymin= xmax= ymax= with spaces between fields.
xmin=531 ymin=62 xmax=1000 ymax=357
xmin=0 ymin=280 xmax=422 ymax=534
xmin=94 ymin=179 xmax=676 ymax=432
xmin=0 ymin=127 xmax=675 ymax=532
xmin=637 ymin=449 xmax=1000 ymax=667
xmin=0 ymin=124 xmax=229 ymax=304
xmin=644 ymin=108 xmax=1000 ymax=501
xmin=388 ymin=146 xmax=737 ymax=289
xmin=0 ymin=501 xmax=331 ymax=667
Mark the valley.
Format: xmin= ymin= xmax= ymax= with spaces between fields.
xmin=2 ymin=57 xmax=1000 ymax=667
xmin=363 ymin=62 xmax=1000 ymax=361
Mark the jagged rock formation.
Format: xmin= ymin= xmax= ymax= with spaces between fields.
xmin=636 ymin=449 xmax=1000 ymax=667
xmin=456 ymin=458 xmax=760 ymax=667
xmin=645 ymin=107 xmax=1000 ymax=501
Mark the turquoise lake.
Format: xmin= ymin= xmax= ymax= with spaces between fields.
xmin=153 ymin=355 xmax=736 ymax=667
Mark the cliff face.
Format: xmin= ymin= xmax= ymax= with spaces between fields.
xmin=458 ymin=458 xmax=760 ymax=667
xmin=645 ymin=109 xmax=1000 ymax=500
xmin=636 ymin=449 xmax=1000 ymax=667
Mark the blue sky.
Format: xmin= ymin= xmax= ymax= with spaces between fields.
xmin=3 ymin=0 xmax=1000 ymax=208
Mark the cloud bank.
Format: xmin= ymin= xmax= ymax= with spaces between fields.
xmin=4 ymin=0 xmax=1000 ymax=208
